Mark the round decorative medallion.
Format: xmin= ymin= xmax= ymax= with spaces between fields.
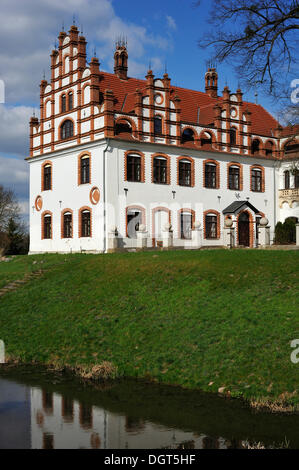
xmin=90 ymin=187 xmax=100 ymax=205
xmin=230 ymin=108 xmax=237 ymax=118
xmin=154 ymin=93 xmax=164 ymax=105
xmin=35 ymin=195 xmax=43 ymax=212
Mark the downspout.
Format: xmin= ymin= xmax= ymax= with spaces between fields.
xmin=103 ymin=138 xmax=110 ymax=253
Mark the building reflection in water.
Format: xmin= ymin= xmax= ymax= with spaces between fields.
xmin=0 ymin=378 xmax=252 ymax=449
xmin=30 ymin=387 xmax=250 ymax=449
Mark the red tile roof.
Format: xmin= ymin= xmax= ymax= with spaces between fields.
xmin=99 ymin=71 xmax=280 ymax=137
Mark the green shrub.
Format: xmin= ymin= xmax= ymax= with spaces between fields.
xmin=274 ymin=218 xmax=296 ymax=244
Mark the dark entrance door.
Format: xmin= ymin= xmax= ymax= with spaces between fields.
xmin=238 ymin=212 xmax=250 ymax=246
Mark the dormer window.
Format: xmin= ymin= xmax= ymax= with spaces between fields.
xmin=181 ymin=128 xmax=194 ymax=144
xmin=251 ymin=139 xmax=260 ymax=155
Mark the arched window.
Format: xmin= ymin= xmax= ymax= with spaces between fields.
xmin=200 ymin=132 xmax=212 ymax=149
xmin=63 ymin=212 xmax=72 ymax=238
xmin=284 ymin=170 xmax=290 ymax=189
xmin=154 ymin=116 xmax=162 ymax=135
xmin=230 ymin=128 xmax=236 ymax=146
xmin=265 ymin=140 xmax=273 ymax=156
xmin=43 ymin=214 xmax=52 ymax=239
xmin=80 ymin=155 xmax=90 ymax=184
xmin=204 ymin=162 xmax=217 ymax=188
xmin=43 ymin=164 xmax=52 ymax=191
xmin=181 ymin=128 xmax=194 ymax=144
xmin=295 ymin=170 xmax=299 ymax=188
xmin=229 ymin=165 xmax=240 ymax=190
xmin=179 ymin=159 xmax=191 ymax=186
xmin=115 ymin=120 xmax=132 ymax=135
xmin=126 ymin=154 xmax=141 ymax=182
xmin=205 ymin=213 xmax=217 ymax=239
xmin=68 ymin=92 xmax=73 ymax=111
xmin=81 ymin=210 xmax=91 ymax=237
xmin=61 ymin=94 xmax=66 ymax=113
xmin=153 ymin=156 xmax=167 ymax=184
xmin=61 ymin=120 xmax=74 ymax=140
xmin=251 ymin=167 xmax=262 ymax=192
xmin=251 ymin=139 xmax=260 ymax=155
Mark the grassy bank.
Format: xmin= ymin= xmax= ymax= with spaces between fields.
xmin=0 ymin=250 xmax=298 ymax=410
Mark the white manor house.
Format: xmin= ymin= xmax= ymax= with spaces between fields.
xmin=27 ymin=25 xmax=299 ymax=254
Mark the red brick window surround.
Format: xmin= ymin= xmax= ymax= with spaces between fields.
xmin=178 ymin=208 xmax=195 ymax=239
xmin=61 ymin=209 xmax=73 ymax=239
xmin=204 ymin=210 xmax=220 ymax=239
xmin=78 ymin=151 xmax=91 ymax=185
xmin=78 ymin=207 xmax=92 ymax=238
xmin=41 ymin=211 xmax=53 ymax=240
xmin=203 ymin=159 xmax=220 ymax=189
xmin=177 ymin=156 xmax=195 ymax=187
xmin=227 ymin=162 xmax=243 ymax=191
xmin=124 ymin=150 xmax=145 ymax=183
xmin=250 ymin=165 xmax=265 ymax=192
xmin=41 ymin=161 xmax=53 ymax=191
xmin=152 ymin=153 xmax=170 ymax=185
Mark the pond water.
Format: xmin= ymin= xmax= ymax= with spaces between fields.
xmin=0 ymin=366 xmax=298 ymax=449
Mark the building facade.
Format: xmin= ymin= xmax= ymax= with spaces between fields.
xmin=27 ymin=26 xmax=299 ymax=254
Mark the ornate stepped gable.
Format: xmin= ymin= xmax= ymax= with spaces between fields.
xmin=29 ymin=25 xmax=297 ymax=160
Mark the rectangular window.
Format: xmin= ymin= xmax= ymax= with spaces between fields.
xmin=229 ymin=166 xmax=240 ymax=190
xmin=44 ymin=165 xmax=51 ymax=190
xmin=68 ymin=93 xmax=73 ymax=111
xmin=179 ymin=161 xmax=191 ymax=186
xmin=205 ymin=164 xmax=216 ymax=188
xmin=153 ymin=158 xmax=167 ymax=184
xmin=206 ymin=215 xmax=217 ymax=239
xmin=181 ymin=213 xmax=192 ymax=239
xmin=44 ymin=216 xmax=52 ymax=239
xmin=251 ymin=169 xmax=262 ymax=192
xmin=80 ymin=157 xmax=90 ymax=184
xmin=63 ymin=213 xmax=72 ymax=238
xmin=154 ymin=117 xmax=162 ymax=135
xmin=81 ymin=211 xmax=91 ymax=237
xmin=127 ymin=156 xmax=141 ymax=182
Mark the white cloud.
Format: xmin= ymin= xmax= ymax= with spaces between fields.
xmin=0 ymin=155 xmax=29 ymax=202
xmin=0 ymin=105 xmax=32 ymax=156
xmin=0 ymin=0 xmax=173 ymax=105
xmin=166 ymin=15 xmax=177 ymax=30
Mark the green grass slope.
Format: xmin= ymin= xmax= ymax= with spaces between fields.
xmin=0 ymin=250 xmax=298 ymax=408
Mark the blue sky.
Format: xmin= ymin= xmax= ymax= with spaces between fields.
xmin=0 ymin=0 xmax=292 ymax=225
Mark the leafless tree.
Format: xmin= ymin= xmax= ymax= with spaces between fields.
xmin=0 ymin=185 xmax=20 ymax=233
xmin=196 ymin=0 xmax=299 ymax=105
